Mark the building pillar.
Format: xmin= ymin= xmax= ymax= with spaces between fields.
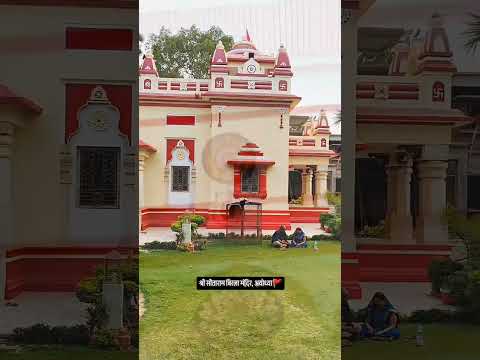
xmin=302 ymin=168 xmax=314 ymax=206
xmin=415 ymin=160 xmax=449 ymax=243
xmin=138 ymin=151 xmax=148 ymax=232
xmin=386 ymin=155 xmax=414 ymax=243
xmin=0 ymin=249 xmax=5 ymax=301
xmin=314 ymin=169 xmax=329 ymax=207
xmin=0 ymin=122 xmax=14 ymax=301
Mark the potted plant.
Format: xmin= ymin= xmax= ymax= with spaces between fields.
xmin=116 ymin=327 xmax=131 ymax=351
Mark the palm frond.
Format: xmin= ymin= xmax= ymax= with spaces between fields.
xmin=463 ymin=12 xmax=480 ymax=54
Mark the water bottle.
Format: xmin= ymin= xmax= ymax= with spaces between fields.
xmin=416 ymin=324 xmax=424 ymax=346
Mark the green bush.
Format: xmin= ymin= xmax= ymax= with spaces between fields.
xmin=358 ymin=222 xmax=385 ymax=238
xmin=141 ymin=240 xmax=177 ymax=250
xmin=320 ymin=213 xmax=334 ymax=227
xmin=91 ymin=328 xmax=119 ymax=350
xmin=170 ymin=214 xmax=205 ymax=242
xmin=11 ymin=324 xmax=89 ymax=345
xmin=326 ymin=192 xmax=341 ymax=207
xmin=428 ymin=259 xmax=463 ymax=294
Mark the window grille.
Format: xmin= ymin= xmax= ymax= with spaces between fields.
xmin=241 ymin=167 xmax=259 ymax=193
xmin=172 ymin=166 xmax=190 ymax=192
xmin=78 ymin=146 xmax=119 ymax=208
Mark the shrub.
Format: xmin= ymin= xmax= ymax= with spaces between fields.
xmin=326 ymin=192 xmax=341 ymax=207
xmin=91 ymin=328 xmax=119 ymax=349
xmin=358 ymin=221 xmax=385 ymax=238
xmin=11 ymin=324 xmax=89 ymax=345
xmin=320 ymin=213 xmax=334 ymax=227
xmin=428 ymin=259 xmax=463 ymax=294
xmin=141 ymin=241 xmax=177 ymax=250
xmin=170 ymin=214 xmax=206 ymax=242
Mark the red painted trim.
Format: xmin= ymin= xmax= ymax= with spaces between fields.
xmin=346 ymin=244 xmax=454 ymax=282
xmin=227 ymin=160 xmax=275 ymax=166
xmin=357 ymin=244 xmax=453 ymax=252
xmin=0 ymin=0 xmax=138 ymax=8
xmin=357 ymin=114 xmax=468 ymax=125
xmin=289 ymin=150 xmax=335 ymax=157
xmin=65 ymin=27 xmax=133 ymax=51
xmin=140 ymin=208 xmax=294 ymax=230
xmin=65 ymin=83 xmax=132 ymax=143
xmin=166 ymin=115 xmax=195 ymax=126
xmin=238 ymin=151 xmax=264 ymax=156
xmin=0 ymin=85 xmax=42 ymax=115
xmin=139 ymin=139 xmax=157 ymax=153
xmin=166 ymin=138 xmax=195 ymax=164
xmin=289 ymin=207 xmax=329 ymax=223
xmin=5 ymin=246 xmax=137 ymax=300
xmin=6 ymin=246 xmax=137 ymax=258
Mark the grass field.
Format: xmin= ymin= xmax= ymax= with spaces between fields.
xmin=140 ymin=241 xmax=341 ymax=360
xmin=0 ymin=347 xmax=137 ymax=360
xmin=342 ymin=324 xmax=480 ymax=360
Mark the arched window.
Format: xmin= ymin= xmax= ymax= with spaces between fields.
xmin=321 ymin=138 xmax=327 ymax=147
xmin=144 ymin=79 xmax=151 ymax=90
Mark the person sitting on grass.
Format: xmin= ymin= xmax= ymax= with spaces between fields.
xmin=271 ymin=225 xmax=289 ymax=248
xmin=290 ymin=227 xmax=307 ymax=248
xmin=360 ymin=292 xmax=400 ymax=341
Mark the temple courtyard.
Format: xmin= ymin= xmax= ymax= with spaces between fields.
xmin=139 ymin=241 xmax=340 ymax=360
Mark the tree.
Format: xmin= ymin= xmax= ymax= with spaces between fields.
xmin=463 ymin=12 xmax=480 ymax=54
xmin=146 ymin=25 xmax=234 ymax=79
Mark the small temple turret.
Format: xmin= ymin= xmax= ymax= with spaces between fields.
xmin=417 ymin=13 xmax=456 ymax=74
xmin=139 ymin=53 xmax=159 ymax=91
xmin=274 ymin=44 xmax=293 ymax=76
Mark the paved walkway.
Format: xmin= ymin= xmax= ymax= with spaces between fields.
xmin=349 ymin=282 xmax=455 ymax=315
xmin=0 ymin=292 xmax=88 ymax=334
xmin=140 ymin=223 xmax=328 ymax=245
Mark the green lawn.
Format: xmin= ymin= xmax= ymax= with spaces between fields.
xmin=342 ymin=324 xmax=480 ymax=360
xmin=0 ymin=347 xmax=137 ymax=360
xmin=140 ymin=241 xmax=341 ymax=360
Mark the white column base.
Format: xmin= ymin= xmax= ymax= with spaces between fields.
xmin=415 ymin=217 xmax=448 ymax=243
xmin=389 ymin=214 xmax=414 ymax=243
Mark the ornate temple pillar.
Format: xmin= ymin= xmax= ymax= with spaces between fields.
xmin=302 ymin=168 xmax=314 ymax=206
xmin=386 ymin=154 xmax=414 ymax=243
xmin=314 ymin=168 xmax=329 ymax=207
xmin=415 ymin=160 xmax=449 ymax=243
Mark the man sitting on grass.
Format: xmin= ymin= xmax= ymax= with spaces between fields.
xmin=290 ymin=227 xmax=307 ymax=248
xmin=271 ymin=225 xmax=289 ymax=249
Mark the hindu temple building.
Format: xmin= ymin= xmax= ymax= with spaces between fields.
xmin=0 ymin=1 xmax=138 ymax=301
xmin=341 ymin=0 xmax=478 ymax=298
xmin=139 ymin=32 xmax=338 ymax=231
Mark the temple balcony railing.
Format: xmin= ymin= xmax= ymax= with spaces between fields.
xmin=288 ymin=135 xmax=330 ymax=151
xmin=140 ymin=76 xmax=291 ymax=95
xmin=140 ymin=78 xmax=210 ymax=93
xmin=356 ymin=75 xmax=422 ymax=105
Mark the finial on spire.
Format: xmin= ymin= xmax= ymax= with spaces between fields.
xmin=243 ymin=28 xmax=251 ymax=42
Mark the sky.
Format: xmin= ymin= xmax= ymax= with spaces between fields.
xmin=360 ymin=0 xmax=480 ymax=73
xmin=140 ymin=0 xmax=342 ymax=133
